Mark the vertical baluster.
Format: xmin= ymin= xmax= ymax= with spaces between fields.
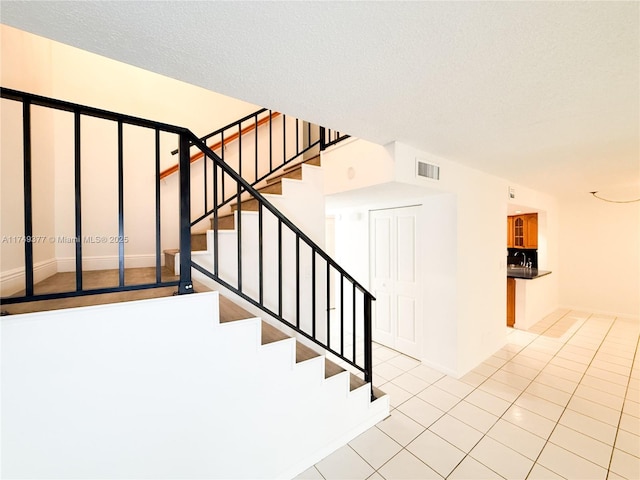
xmin=353 ymin=283 xmax=357 ymax=364
xmin=278 ymin=219 xmax=283 ymax=319
xmin=295 ymin=118 xmax=299 ymax=156
xmin=254 ymin=115 xmax=258 ymax=183
xmin=238 ymin=123 xmax=242 ymax=179
xmin=258 ymin=203 xmax=263 ymax=303
xmin=155 ymin=129 xmax=162 ymax=284
xmin=204 ymin=140 xmax=208 ymax=215
xmin=74 ymin=110 xmax=83 ymax=292
xmin=213 ymin=163 xmax=219 ymax=277
xmin=221 ymin=132 xmax=225 ymax=202
xmin=22 ymin=100 xmax=34 ymax=296
xmin=117 ymin=120 xmax=125 ymax=287
xmin=326 ymin=262 xmax=331 ymax=349
xmin=295 ymin=235 xmax=300 ymax=329
xmin=282 ymin=114 xmax=286 ymax=166
xmin=269 ymin=111 xmax=273 ymax=172
xmin=311 ymin=249 xmax=316 ymax=338
xmin=364 ymin=292 xmax=374 ymax=400
xmin=340 ymin=274 xmax=344 ymax=356
xmin=237 ymin=181 xmax=242 ymax=292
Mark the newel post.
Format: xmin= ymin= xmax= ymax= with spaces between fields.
xmin=364 ymin=292 xmax=375 ymax=401
xmin=178 ymin=133 xmax=193 ymax=294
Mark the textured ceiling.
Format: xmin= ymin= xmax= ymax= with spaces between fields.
xmin=2 ymin=1 xmax=638 ymax=199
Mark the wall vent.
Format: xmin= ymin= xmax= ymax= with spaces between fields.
xmin=416 ymin=159 xmax=440 ymax=181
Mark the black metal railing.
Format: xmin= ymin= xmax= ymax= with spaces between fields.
xmin=0 ymin=87 xmax=194 ymax=303
xmin=0 ymin=87 xmax=372 ymax=398
xmin=167 ymin=108 xmax=349 ymax=220
xmin=321 ymin=127 xmax=350 ymax=150
xmin=185 ymin=133 xmax=374 ymax=394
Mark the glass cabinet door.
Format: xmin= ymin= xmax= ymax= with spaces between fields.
xmin=514 ymin=217 xmax=524 ymax=247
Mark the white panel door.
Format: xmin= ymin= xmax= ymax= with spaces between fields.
xmin=371 ymin=215 xmax=394 ymax=347
xmin=370 ymin=206 xmax=422 ymax=358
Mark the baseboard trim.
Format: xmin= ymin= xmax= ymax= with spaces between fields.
xmin=56 ymin=254 xmax=160 ymax=272
xmin=1 ymin=259 xmax=58 ymax=296
xmin=560 ymin=304 xmax=639 ymax=322
xmin=419 ymin=357 xmax=460 ymax=378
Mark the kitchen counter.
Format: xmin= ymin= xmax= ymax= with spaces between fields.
xmin=507 ymin=266 xmax=552 ymax=280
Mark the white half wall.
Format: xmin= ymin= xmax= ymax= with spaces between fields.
xmin=1 ymin=292 xmax=388 ymax=479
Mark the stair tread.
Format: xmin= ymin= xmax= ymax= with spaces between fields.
xmin=231 ymin=197 xmax=260 ymax=212
xmin=266 ymin=166 xmax=303 ymax=185
xmin=283 ymin=154 xmax=321 ymax=173
xmin=217 ymin=294 xmax=369 ymax=391
xmin=219 ymin=294 xmax=255 ymax=323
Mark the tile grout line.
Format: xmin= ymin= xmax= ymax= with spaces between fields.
xmin=372 ymin=323 xmax=544 ymax=479
xmin=438 ymin=311 xmax=609 ymax=479
xmin=604 ymin=321 xmax=640 ymax=476
xmin=444 ymin=310 xmax=585 ymax=479
xmin=521 ymin=313 xmax=621 ymax=479
xmin=376 ymin=315 xmax=566 ymax=480
xmin=314 ymin=314 xmax=637 ymax=480
xmin=411 ymin=311 xmax=622 ymax=479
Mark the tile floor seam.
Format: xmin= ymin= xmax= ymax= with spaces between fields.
xmin=414 ymin=319 xmax=555 ymax=478
xmin=463 ymin=312 xmax=609 ymax=477
xmin=436 ymin=315 xmax=574 ymax=478
xmin=314 ymin=466 xmax=327 ymax=480
xmin=522 ymin=312 xmax=621 ymax=478
xmin=307 ymin=312 xmax=639 ymax=480
xmin=605 ymin=323 xmax=640 ymax=476
xmin=371 ymin=445 xmax=437 ymax=480
xmin=344 ymin=443 xmax=380 ymax=476
xmin=383 ymin=367 xmax=493 ymax=478
xmin=456 ymin=310 xmax=581 ymax=479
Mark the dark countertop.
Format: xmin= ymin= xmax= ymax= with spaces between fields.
xmin=507 ymin=266 xmax=552 ymax=280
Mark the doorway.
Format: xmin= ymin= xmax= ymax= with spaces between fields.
xmin=369 ymin=205 xmax=422 ymax=358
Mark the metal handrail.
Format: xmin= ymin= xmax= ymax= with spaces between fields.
xmin=0 ymin=87 xmax=192 ymax=304
xmin=0 ymin=87 xmax=373 ymax=396
xmin=169 ymin=108 xmax=270 ymax=156
xmin=188 ymin=133 xmax=372 ymax=296
xmin=187 ymin=133 xmax=375 ymax=392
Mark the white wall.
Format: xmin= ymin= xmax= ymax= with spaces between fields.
xmin=559 ymin=195 xmax=640 ymax=318
xmin=1 ymin=292 xmax=388 ymax=479
xmin=1 ymin=29 xmax=57 ymax=293
xmin=324 ymin=139 xmax=561 ymax=376
xmin=0 ymin=25 xmax=263 ymax=283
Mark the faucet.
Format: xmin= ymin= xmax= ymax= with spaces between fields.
xmin=516 ymin=251 xmax=527 ymax=267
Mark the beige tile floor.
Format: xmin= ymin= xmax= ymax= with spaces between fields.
xmin=297 ymin=309 xmax=640 ymax=480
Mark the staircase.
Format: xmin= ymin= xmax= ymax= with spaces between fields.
xmin=163 ymin=154 xmax=323 ymax=273
xmin=1 ymin=87 xmax=385 ymax=477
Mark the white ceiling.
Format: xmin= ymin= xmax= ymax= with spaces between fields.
xmin=2 ymin=1 xmax=638 ymax=199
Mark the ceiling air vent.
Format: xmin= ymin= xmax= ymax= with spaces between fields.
xmin=416 ymin=159 xmax=440 ymax=181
